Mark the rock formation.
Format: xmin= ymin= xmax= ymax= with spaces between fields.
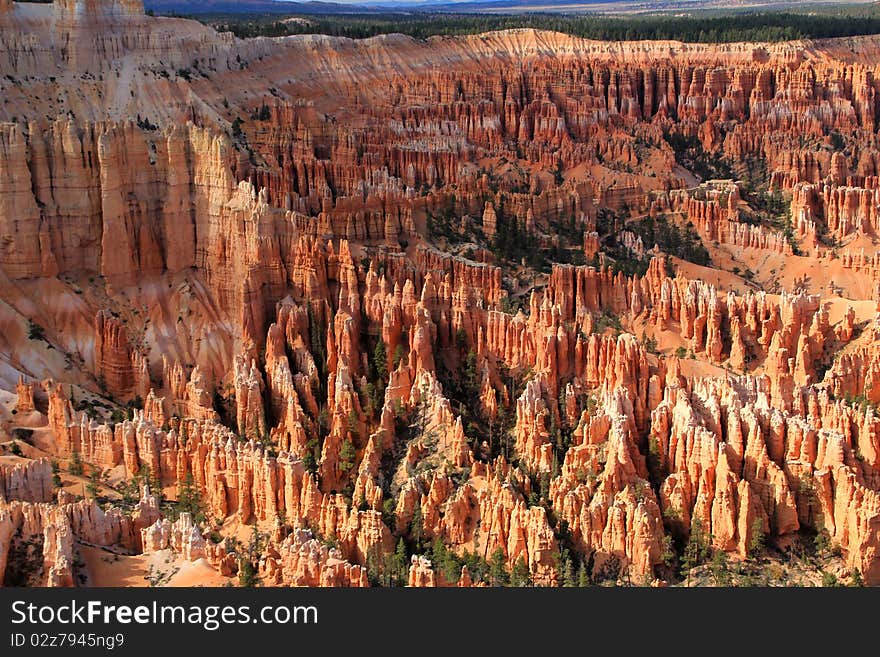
xmin=0 ymin=2 xmax=878 ymax=588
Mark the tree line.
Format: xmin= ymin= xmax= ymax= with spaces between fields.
xmin=210 ymin=11 xmax=880 ymax=44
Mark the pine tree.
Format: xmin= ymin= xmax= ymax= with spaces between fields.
xmin=660 ymin=534 xmax=676 ymax=569
xmin=365 ymin=545 xmax=382 ymax=587
xmin=747 ymin=518 xmax=765 ymax=558
xmin=86 ymin=467 xmax=101 ymax=498
xmin=69 ymin=450 xmax=83 ymax=476
xmin=147 ymin=466 xmax=164 ymax=505
xmin=577 ymin=560 xmax=591 ymax=587
xmin=393 ymin=343 xmax=407 ymax=369
xmin=710 ymin=550 xmax=732 ymax=586
xmin=392 ymin=538 xmax=408 ymax=587
xmin=239 ymin=523 xmax=263 ymax=587
xmin=302 ymin=448 xmax=318 ymax=474
xmin=488 ymin=548 xmax=510 ymax=586
xmin=682 ymin=518 xmax=711 ymax=583
xmin=338 ymin=439 xmax=356 ymax=473
xmin=371 ymin=339 xmax=388 ymax=383
xmin=557 ymin=548 xmax=576 ymax=587
xmin=510 ymin=556 xmax=531 ymax=587
xmin=850 ymin=568 xmax=864 ymax=587
xmin=176 ymin=472 xmax=205 ymax=524
xmin=409 ymin=505 xmax=424 ymax=552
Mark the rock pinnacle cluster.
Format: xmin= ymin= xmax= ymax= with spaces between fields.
xmin=0 ymin=1 xmax=879 ymax=587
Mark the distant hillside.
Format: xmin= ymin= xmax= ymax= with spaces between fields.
xmin=384 ymin=0 xmax=877 ymax=13
xmin=142 ymin=0 xmax=879 ymax=16
xmin=143 ymin=0 xmax=367 ymax=15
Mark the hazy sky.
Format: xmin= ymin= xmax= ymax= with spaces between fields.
xmin=315 ymin=1 xmax=697 ymax=2
xmin=277 ymin=0 xmax=707 ymax=4
xmin=275 ymin=0 xmax=865 ymax=4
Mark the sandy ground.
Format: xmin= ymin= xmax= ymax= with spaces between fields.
xmin=673 ymin=257 xmax=757 ymax=296
xmin=81 ymin=546 xmax=155 ymax=587
xmin=700 ymin=230 xmax=880 ymax=302
xmin=81 ymin=546 xmax=233 ymax=587
xmin=165 ymin=558 xmax=232 ymax=587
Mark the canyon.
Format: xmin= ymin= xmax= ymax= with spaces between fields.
xmin=0 ymin=0 xmax=879 ymax=588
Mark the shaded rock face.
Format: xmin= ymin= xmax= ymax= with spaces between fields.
xmin=0 ymin=488 xmax=157 ymax=586
xmin=1 ymin=4 xmax=880 ymax=588
xmin=0 ymin=459 xmax=53 ymax=504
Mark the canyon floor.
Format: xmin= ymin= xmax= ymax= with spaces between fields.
xmin=0 ymin=0 xmax=879 ymax=588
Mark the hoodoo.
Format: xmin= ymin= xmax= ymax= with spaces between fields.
xmin=0 ymin=1 xmax=878 ymax=588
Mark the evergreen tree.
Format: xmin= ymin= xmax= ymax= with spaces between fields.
xmin=682 ymin=518 xmax=711 ymax=582
xmin=146 ymin=466 xmax=164 ymax=505
xmin=409 ymin=505 xmax=424 ymax=552
xmin=69 ymin=450 xmax=84 ymax=476
xmin=577 ymin=560 xmax=591 ymax=587
xmin=850 ymin=568 xmax=865 ymax=587
xmin=365 ymin=545 xmax=383 ymax=587
xmin=710 ymin=550 xmax=732 ymax=587
xmin=822 ymin=571 xmax=840 ymax=588
xmin=238 ymin=523 xmax=263 ymax=587
xmin=371 ymin=339 xmax=388 ymax=382
xmin=85 ymin=467 xmax=101 ymax=498
xmin=338 ymin=439 xmax=356 ymax=473
xmin=302 ymin=438 xmax=318 ymax=474
xmin=392 ymin=538 xmax=408 ymax=587
xmin=510 ymin=556 xmax=531 ymax=587
xmin=557 ymin=548 xmax=576 ymax=587
xmin=393 ymin=343 xmax=407 ymax=369
xmin=660 ymin=535 xmax=676 ymax=569
xmin=747 ymin=518 xmax=765 ymax=558
xmin=488 ymin=548 xmax=510 ymax=586
xmin=176 ymin=472 xmax=205 ymax=524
